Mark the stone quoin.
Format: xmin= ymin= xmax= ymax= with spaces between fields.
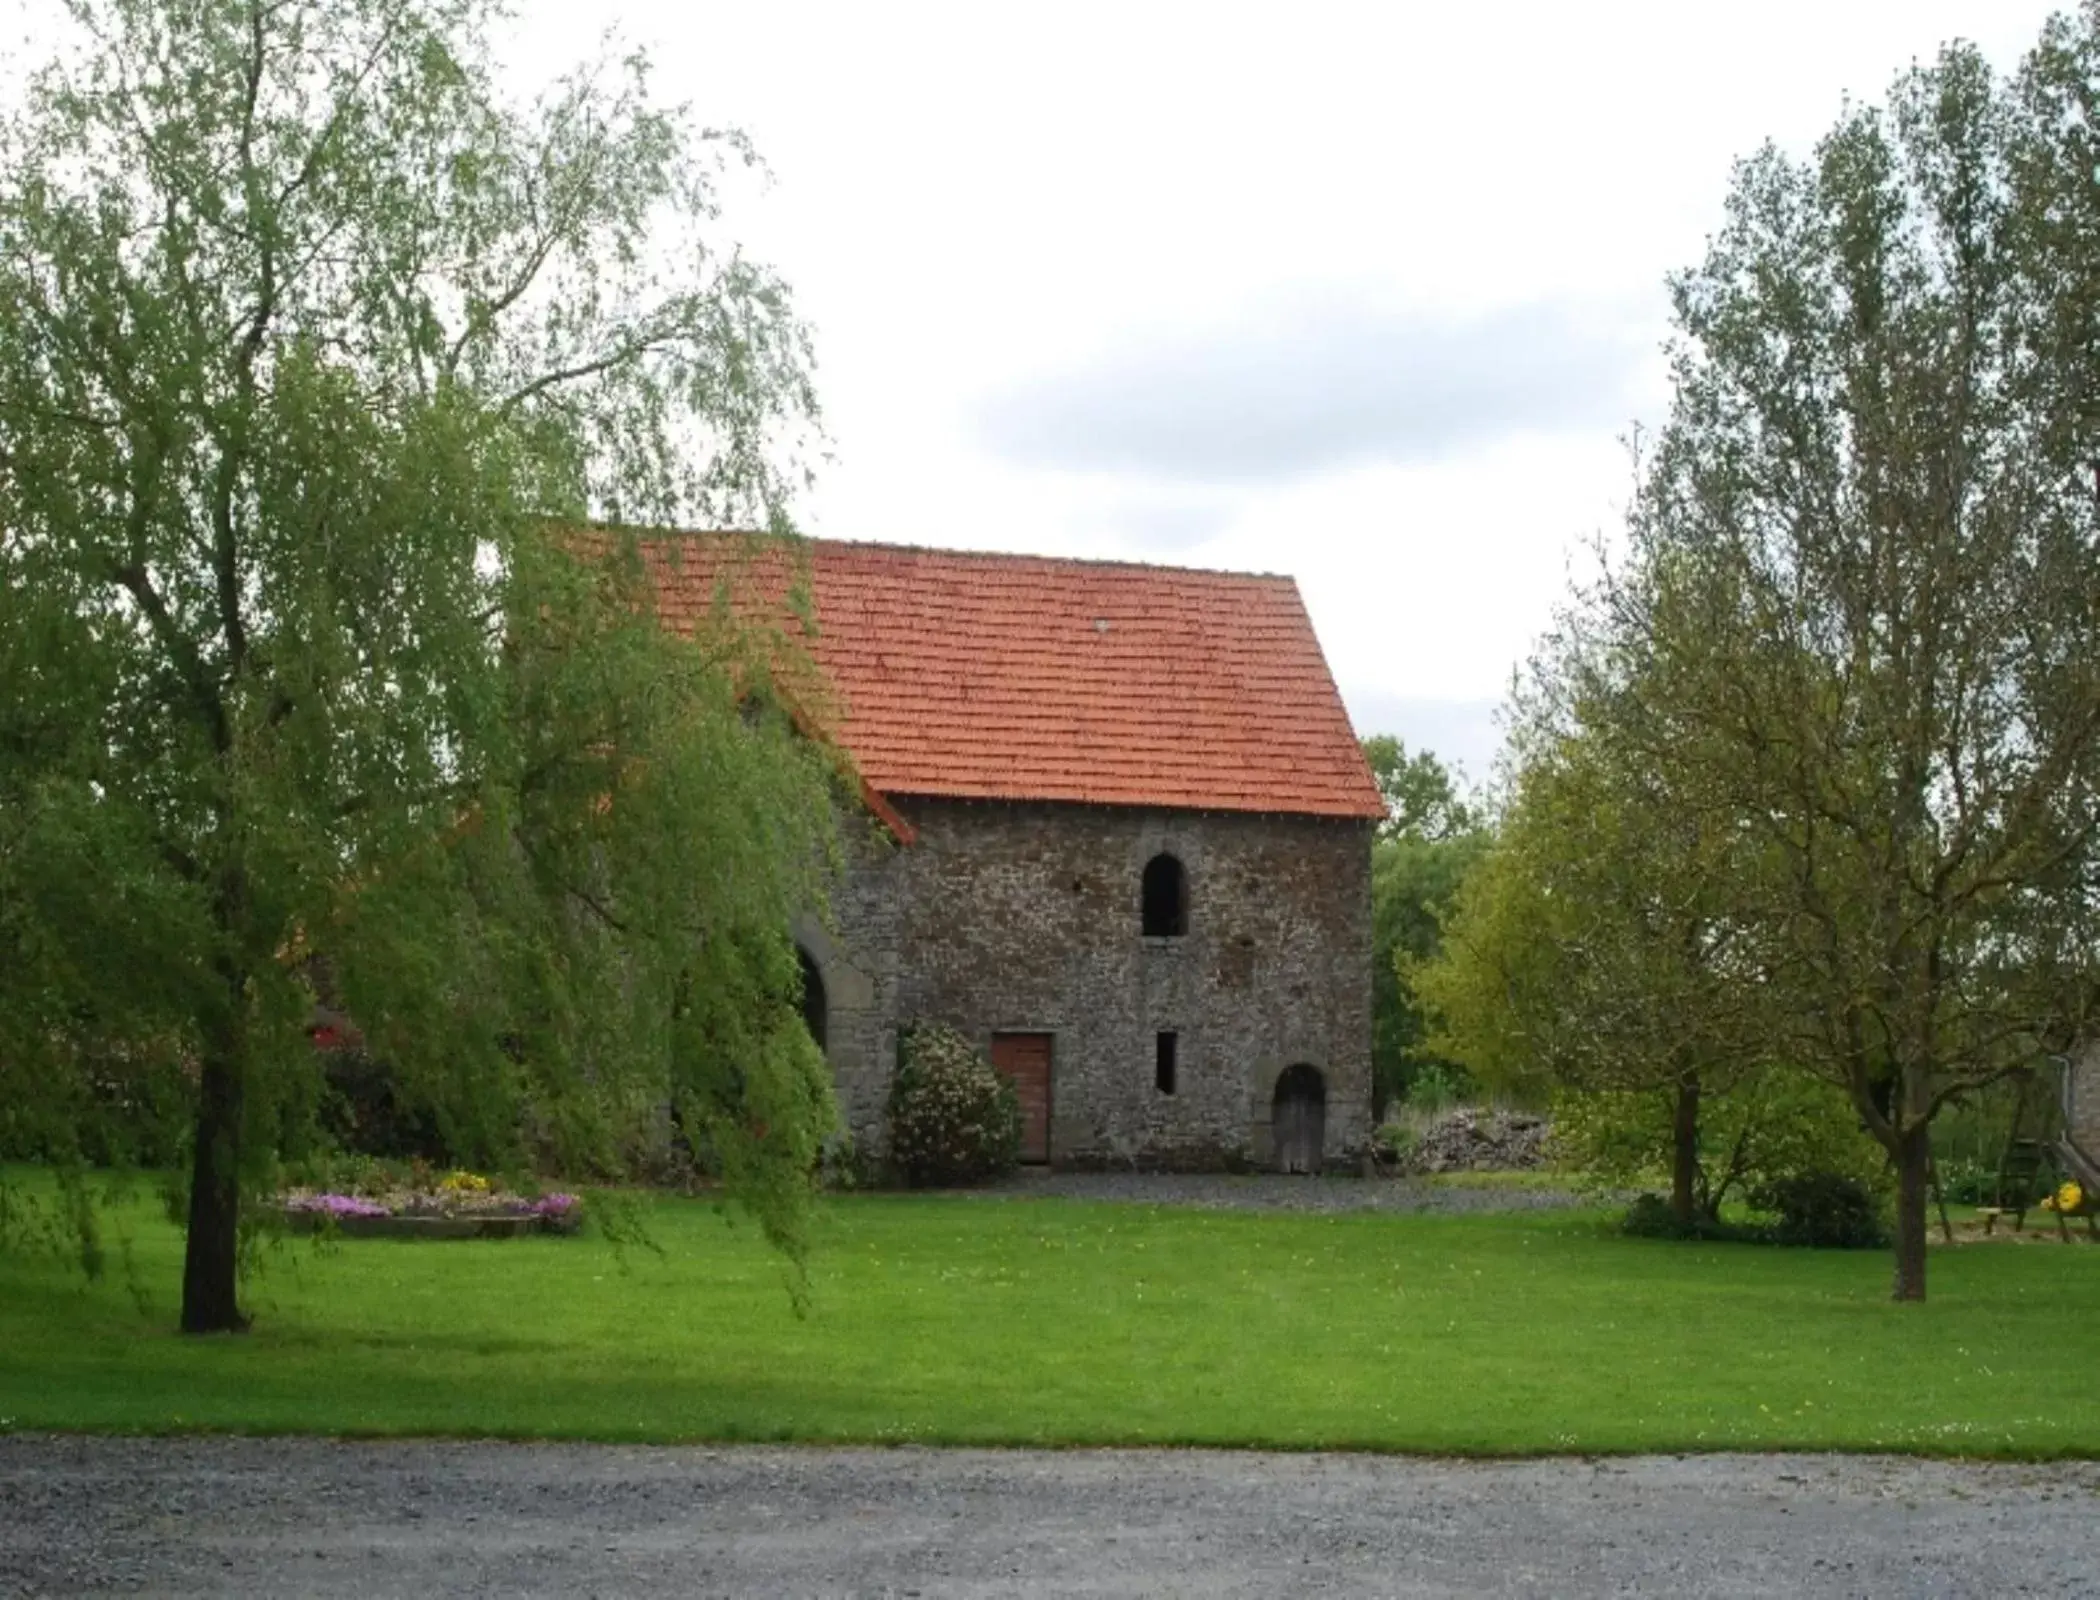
xmin=633 ymin=535 xmax=1383 ymax=1173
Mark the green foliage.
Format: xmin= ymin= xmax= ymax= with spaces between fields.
xmin=1933 ymin=1158 xmax=1997 ymax=1209
xmin=1370 ymin=1120 xmax=1418 ymax=1167
xmin=1418 ymin=714 xmax=1777 ymax=1110
xmin=1408 ymin=834 xmax=1553 ymax=1101
xmin=1754 ymin=1175 xmax=1891 ymax=1252
xmin=1621 ymin=1172 xmax=1890 ymax=1251
xmin=0 ymin=0 xmax=839 ymax=1328
xmin=1362 ymin=737 xmax=1487 ymax=1113
xmin=1552 ymin=1074 xmax=1885 ymax=1219
xmin=1361 ymin=735 xmax=1477 ymax=842
xmin=1932 ymin=1077 xmax=2045 ymax=1172
xmin=885 ymin=1025 xmax=1022 ymax=1188
xmin=314 ymin=1048 xmax=448 ymax=1163
xmin=1401 ymin=1062 xmax=1471 ymax=1115
xmin=1618 ymin=1193 xmax=1755 ymax=1243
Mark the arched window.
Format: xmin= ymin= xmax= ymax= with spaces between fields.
xmin=797 ymin=946 xmax=827 ymax=1054
xmin=1141 ymin=853 xmax=1186 ymax=937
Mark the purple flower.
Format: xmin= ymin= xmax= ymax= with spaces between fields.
xmin=532 ymin=1193 xmax=579 ymax=1217
xmin=286 ymin=1192 xmax=390 ymax=1218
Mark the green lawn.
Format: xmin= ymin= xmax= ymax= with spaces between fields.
xmin=4 ymin=1184 xmax=2098 ymax=1456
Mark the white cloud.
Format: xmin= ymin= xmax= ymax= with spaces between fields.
xmin=1341 ymin=693 xmax=1506 ymax=787
xmin=978 ymin=291 xmax=1657 ymax=482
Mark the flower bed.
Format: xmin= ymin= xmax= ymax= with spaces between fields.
xmin=281 ymin=1173 xmax=581 ymax=1239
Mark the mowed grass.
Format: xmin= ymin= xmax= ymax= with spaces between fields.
xmin=4 ymin=1183 xmax=2098 ymax=1457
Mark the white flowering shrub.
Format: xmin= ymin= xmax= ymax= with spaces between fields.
xmin=886 ymin=1023 xmax=1021 ymax=1187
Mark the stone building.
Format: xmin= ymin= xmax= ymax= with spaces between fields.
xmin=648 ymin=537 xmax=1384 ymax=1172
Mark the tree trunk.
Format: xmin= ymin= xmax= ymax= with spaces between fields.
xmin=181 ymin=959 xmax=250 ymax=1335
xmin=1890 ymin=1117 xmax=1930 ymax=1304
xmin=1670 ymin=1072 xmax=1701 ymax=1229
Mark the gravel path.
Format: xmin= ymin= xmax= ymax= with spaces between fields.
xmin=4 ymin=1436 xmax=2095 ymax=1597
xmin=967 ymin=1170 xmax=1590 ymax=1213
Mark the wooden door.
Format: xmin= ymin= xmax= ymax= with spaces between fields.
xmin=991 ymin=1032 xmax=1053 ymax=1164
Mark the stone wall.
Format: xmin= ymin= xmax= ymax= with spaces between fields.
xmin=2069 ymin=1044 xmax=2100 ymax=1164
xmin=798 ymin=798 xmax=1373 ymax=1171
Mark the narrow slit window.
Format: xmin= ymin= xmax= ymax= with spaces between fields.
xmin=1142 ymin=853 xmax=1186 ymax=937
xmin=1155 ymin=1031 xmax=1178 ymax=1095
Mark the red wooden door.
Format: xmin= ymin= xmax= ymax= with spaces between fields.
xmin=990 ymin=1032 xmax=1053 ymax=1163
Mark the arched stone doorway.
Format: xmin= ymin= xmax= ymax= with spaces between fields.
xmin=1272 ymin=1064 xmax=1325 ymax=1174
xmin=797 ymin=946 xmax=827 ymax=1055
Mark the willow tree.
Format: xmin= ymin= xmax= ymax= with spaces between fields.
xmin=1598 ymin=21 xmax=2100 ymax=1299
xmin=0 ymin=0 xmax=841 ymax=1332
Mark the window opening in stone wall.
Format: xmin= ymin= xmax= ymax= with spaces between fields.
xmin=1141 ymin=853 xmax=1187 ymax=937
xmin=797 ymin=945 xmax=827 ymax=1054
xmin=1155 ymin=1032 xmax=1178 ymax=1095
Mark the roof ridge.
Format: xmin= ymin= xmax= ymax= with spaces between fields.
xmin=587 ymin=522 xmax=1296 ymax=584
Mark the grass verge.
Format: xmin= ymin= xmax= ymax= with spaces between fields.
xmin=3 ymin=1181 xmax=2097 ymax=1456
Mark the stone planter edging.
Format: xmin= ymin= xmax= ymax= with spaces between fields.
xmin=280 ymin=1209 xmax=573 ymax=1240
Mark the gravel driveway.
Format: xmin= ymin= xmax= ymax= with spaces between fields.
xmin=4 ymin=1436 xmax=2095 ymax=1598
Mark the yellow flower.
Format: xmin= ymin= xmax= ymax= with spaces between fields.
xmin=2059 ymin=1180 xmax=2085 ymax=1214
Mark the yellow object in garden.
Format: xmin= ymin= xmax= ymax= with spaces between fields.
xmin=439 ymin=1170 xmax=491 ymax=1195
xmin=2059 ymin=1180 xmax=2085 ymax=1214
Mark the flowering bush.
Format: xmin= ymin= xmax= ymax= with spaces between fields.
xmin=438 ymin=1169 xmax=492 ymax=1196
xmin=2041 ymin=1180 xmax=2086 ymax=1214
xmin=886 ymin=1023 xmax=1021 ymax=1187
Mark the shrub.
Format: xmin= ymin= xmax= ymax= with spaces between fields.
xmin=818 ymin=1127 xmax=872 ymax=1191
xmin=1371 ymin=1120 xmax=1418 ymax=1169
xmin=1753 ymin=1172 xmax=1889 ymax=1250
xmin=1623 ymin=1175 xmax=1889 ymax=1249
xmin=1619 ymin=1192 xmax=1760 ymax=1243
xmin=1551 ymin=1071 xmax=1884 ymax=1218
xmin=1621 ymin=1192 xmax=1687 ymax=1238
xmin=886 ymin=1023 xmax=1021 ymax=1187
xmin=1404 ymin=1061 xmax=1470 ymax=1115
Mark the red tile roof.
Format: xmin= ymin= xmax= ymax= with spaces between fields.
xmin=634 ymin=534 xmax=1385 ymax=822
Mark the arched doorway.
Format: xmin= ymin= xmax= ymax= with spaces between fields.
xmin=797 ymin=946 xmax=827 ymax=1055
xmin=1272 ymin=1064 xmax=1325 ymax=1174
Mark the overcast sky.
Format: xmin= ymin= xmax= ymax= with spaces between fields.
xmin=9 ymin=0 xmax=2071 ymax=780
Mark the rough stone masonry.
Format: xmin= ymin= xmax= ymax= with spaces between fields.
xmin=800 ymin=798 xmax=1374 ymax=1172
